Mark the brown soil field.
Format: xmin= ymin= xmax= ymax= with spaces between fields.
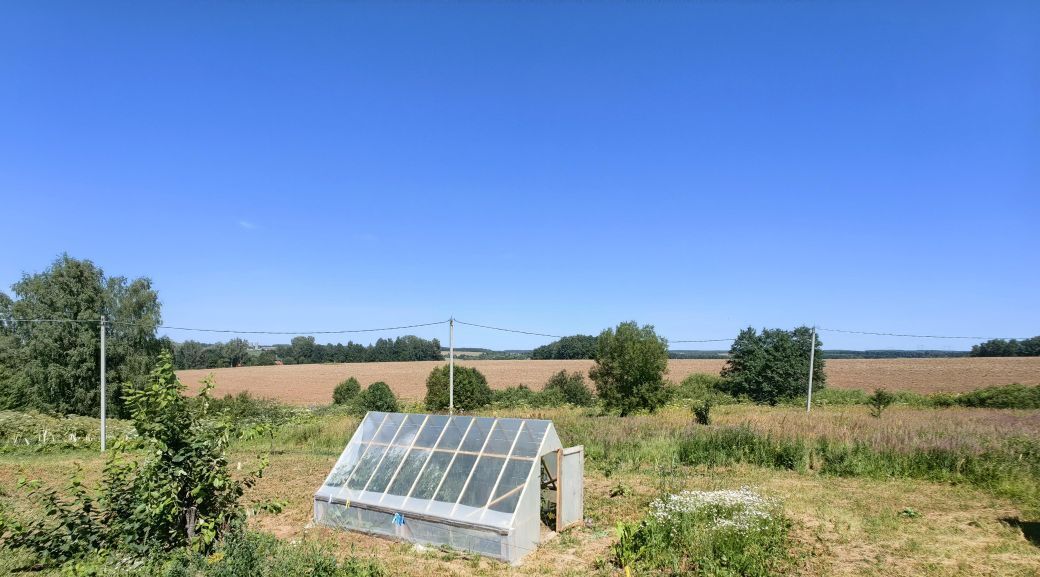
xmin=177 ymin=357 xmax=1040 ymax=405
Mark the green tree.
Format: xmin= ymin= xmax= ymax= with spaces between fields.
xmin=333 ymin=376 xmax=362 ymax=404
xmin=242 ymin=349 xmax=277 ymax=367
xmin=174 ymin=341 xmax=208 ymax=370
xmin=720 ymin=326 xmax=825 ymax=405
xmin=589 ymin=321 xmax=669 ymax=416
xmin=0 ymin=255 xmax=162 ymax=416
xmin=532 ymin=335 xmax=599 ymax=360
xmin=221 ymin=338 xmax=251 ymax=368
xmin=358 ymin=381 xmax=399 ymax=412
xmin=971 ymin=336 xmax=1040 ymax=357
xmin=543 ymin=370 xmax=596 ymax=406
xmin=288 ymin=336 xmax=316 ymax=364
xmin=425 ymin=365 xmax=492 ymax=411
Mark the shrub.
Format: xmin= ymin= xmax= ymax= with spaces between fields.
xmin=613 ymin=488 xmax=790 ymax=576
xmin=203 ymin=391 xmax=299 ymax=429
xmin=672 ymin=373 xmax=738 ymax=406
xmin=543 ymin=370 xmax=596 ymax=406
xmin=869 ymin=389 xmax=896 ymax=418
xmin=357 ymin=382 xmax=399 ymax=413
xmin=205 ymin=529 xmax=385 ymax=577
xmin=333 ymin=377 xmax=362 ymax=405
xmin=0 ymin=352 xmax=266 ymax=565
xmin=424 ymin=365 xmax=491 ymax=411
xmin=492 ymin=384 xmax=542 ymax=408
xmin=955 ymin=384 xmax=1040 ymax=409
xmin=693 ymin=400 xmax=712 ymax=425
xmin=590 ymin=321 xmax=670 ymax=416
xmin=0 ymin=410 xmax=136 ymax=453
xmin=810 ymin=388 xmax=869 ymax=406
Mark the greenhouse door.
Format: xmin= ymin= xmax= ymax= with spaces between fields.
xmin=555 ymin=446 xmax=584 ymax=532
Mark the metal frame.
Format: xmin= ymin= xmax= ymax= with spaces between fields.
xmin=320 ymin=413 xmax=556 ymax=524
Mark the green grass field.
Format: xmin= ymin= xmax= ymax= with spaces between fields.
xmin=1 ymin=404 xmax=1038 ymax=576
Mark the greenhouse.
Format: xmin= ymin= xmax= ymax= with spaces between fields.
xmin=314 ymin=412 xmax=584 ymax=564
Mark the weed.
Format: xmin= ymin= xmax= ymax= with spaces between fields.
xmin=614 ymin=488 xmax=791 ymax=576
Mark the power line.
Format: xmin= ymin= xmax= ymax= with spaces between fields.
xmin=452 ymin=319 xmax=563 ymax=339
xmin=817 ymin=327 xmax=1026 ymax=340
xmin=7 ymin=317 xmax=1027 ymax=342
xmin=9 ymin=318 xmax=451 ymax=335
xmin=156 ymin=320 xmax=451 ymax=335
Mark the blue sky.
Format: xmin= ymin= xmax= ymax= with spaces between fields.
xmin=1 ymin=1 xmax=1037 ymax=351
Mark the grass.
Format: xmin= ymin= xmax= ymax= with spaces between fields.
xmin=2 ymin=404 xmax=1039 ymax=576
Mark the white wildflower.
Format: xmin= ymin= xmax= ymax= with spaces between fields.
xmin=648 ymin=487 xmax=780 ymax=533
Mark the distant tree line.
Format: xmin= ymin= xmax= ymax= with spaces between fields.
xmin=970 ymin=337 xmax=1040 ymax=357
xmin=531 ymin=334 xmax=599 ymax=359
xmin=172 ymin=334 xmax=443 ymax=370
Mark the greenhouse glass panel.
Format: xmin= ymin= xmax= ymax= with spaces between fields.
xmin=314 ymin=412 xmax=572 ymax=565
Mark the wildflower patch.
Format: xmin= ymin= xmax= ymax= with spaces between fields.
xmin=614 ymin=487 xmax=791 ymax=576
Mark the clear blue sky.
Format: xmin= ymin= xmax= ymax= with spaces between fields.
xmin=1 ymin=1 xmax=1037 ymax=351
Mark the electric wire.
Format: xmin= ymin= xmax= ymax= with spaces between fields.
xmin=9 ymin=318 xmax=451 ymax=335
xmin=155 ymin=320 xmax=451 ymax=335
xmin=5 ymin=317 xmax=1029 ymax=342
xmin=816 ymin=327 xmax=1025 ymax=340
xmin=452 ymin=319 xmax=564 ymax=339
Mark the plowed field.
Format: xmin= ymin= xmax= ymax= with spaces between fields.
xmin=176 ymin=357 xmax=1040 ymax=405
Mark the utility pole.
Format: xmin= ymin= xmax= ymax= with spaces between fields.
xmin=806 ymin=325 xmax=816 ymax=414
xmin=100 ymin=315 xmax=107 ymax=451
xmin=449 ymin=317 xmax=454 ymax=415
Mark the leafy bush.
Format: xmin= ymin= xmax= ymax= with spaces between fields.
xmin=693 ymin=400 xmax=712 ymax=425
xmin=590 ymin=321 xmax=670 ymax=416
xmin=490 ymin=382 xmax=578 ymax=409
xmin=720 ymin=326 xmax=824 ymax=405
xmin=357 ymin=382 xmax=399 ymax=413
xmin=203 ymin=530 xmax=385 ymax=577
xmin=333 ymin=377 xmax=362 ymax=405
xmin=492 ymin=384 xmax=543 ymax=408
xmin=0 ymin=410 xmax=136 ymax=453
xmin=955 ymin=384 xmax=1040 ymax=409
xmin=0 ymin=352 xmax=267 ymax=565
xmin=424 ymin=365 xmax=491 ymax=411
xmin=21 ymin=530 xmax=386 ymax=576
xmin=869 ymin=389 xmax=896 ymax=418
xmin=613 ymin=488 xmax=790 ymax=576
xmin=203 ymin=391 xmax=301 ymax=430
xmin=672 ymin=373 xmax=737 ymax=405
xmin=543 ymin=370 xmax=596 ymax=406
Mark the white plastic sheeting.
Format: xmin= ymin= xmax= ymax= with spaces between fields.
xmin=313 ymin=412 xmax=562 ymax=564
